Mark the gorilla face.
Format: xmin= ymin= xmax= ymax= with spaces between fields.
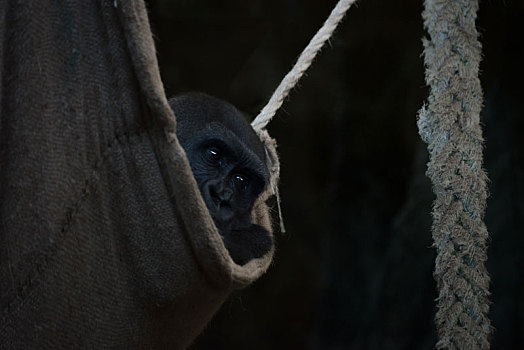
xmin=169 ymin=92 xmax=272 ymax=265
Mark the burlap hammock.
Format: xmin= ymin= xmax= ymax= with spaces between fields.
xmin=0 ymin=1 xmax=275 ymax=348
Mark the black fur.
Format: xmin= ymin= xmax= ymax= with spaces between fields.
xmin=169 ymin=92 xmax=272 ymax=265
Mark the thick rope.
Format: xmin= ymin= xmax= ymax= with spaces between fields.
xmin=418 ymin=0 xmax=491 ymax=349
xmin=251 ymin=0 xmax=357 ymax=131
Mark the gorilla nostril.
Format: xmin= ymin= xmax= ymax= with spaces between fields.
xmin=222 ymin=189 xmax=233 ymax=202
xmin=209 ymin=186 xmax=221 ymax=205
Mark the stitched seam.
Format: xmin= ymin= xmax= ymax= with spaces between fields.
xmin=1 ymin=128 xmax=149 ymax=322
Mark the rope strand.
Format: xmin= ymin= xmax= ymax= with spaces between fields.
xmin=251 ymin=0 xmax=357 ymax=131
xmin=252 ymin=0 xmax=357 ymax=234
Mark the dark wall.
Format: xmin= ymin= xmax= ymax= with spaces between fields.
xmin=146 ymin=0 xmax=524 ymax=348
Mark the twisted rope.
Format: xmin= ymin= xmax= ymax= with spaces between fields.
xmin=418 ymin=0 xmax=491 ymax=349
xmin=251 ymin=0 xmax=356 ymax=232
xmin=251 ymin=0 xmax=357 ymax=131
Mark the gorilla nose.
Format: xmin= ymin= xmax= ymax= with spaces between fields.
xmin=220 ymin=188 xmax=233 ymax=201
xmin=209 ymin=184 xmax=233 ymax=205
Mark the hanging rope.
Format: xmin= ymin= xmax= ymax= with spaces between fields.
xmin=252 ymin=0 xmax=357 ymax=232
xmin=251 ymin=0 xmax=357 ymax=131
xmin=418 ymin=0 xmax=491 ymax=349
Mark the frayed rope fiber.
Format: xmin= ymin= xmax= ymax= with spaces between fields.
xmin=418 ymin=0 xmax=491 ymax=349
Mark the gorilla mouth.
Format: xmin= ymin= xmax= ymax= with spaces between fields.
xmin=215 ymin=202 xmax=234 ymax=221
xmin=211 ymin=209 xmax=234 ymax=234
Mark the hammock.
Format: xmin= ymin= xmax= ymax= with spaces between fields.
xmin=0 ymin=1 xmax=273 ymax=348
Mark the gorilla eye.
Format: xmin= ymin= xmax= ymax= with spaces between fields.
xmin=233 ymin=174 xmax=248 ymax=190
xmin=205 ymin=147 xmax=221 ymax=163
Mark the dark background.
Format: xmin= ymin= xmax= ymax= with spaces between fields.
xmin=146 ymin=0 xmax=524 ymax=348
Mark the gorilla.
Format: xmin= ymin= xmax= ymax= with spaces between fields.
xmin=168 ymin=92 xmax=273 ymax=265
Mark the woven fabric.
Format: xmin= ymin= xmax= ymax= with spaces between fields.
xmin=0 ymin=1 xmax=274 ymax=348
